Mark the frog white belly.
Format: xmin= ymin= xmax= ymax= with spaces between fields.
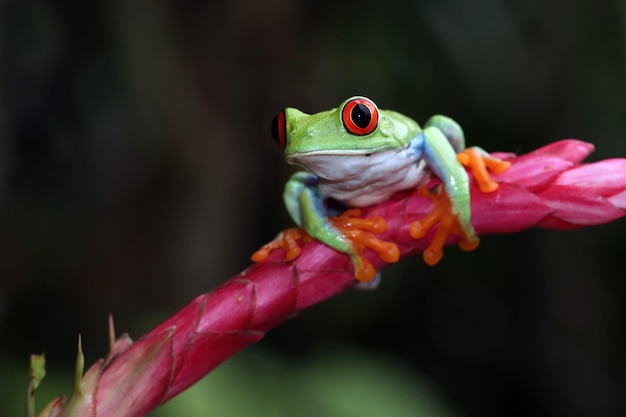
xmin=294 ymin=149 xmax=429 ymax=207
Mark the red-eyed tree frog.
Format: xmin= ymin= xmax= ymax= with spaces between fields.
xmin=252 ymin=97 xmax=509 ymax=282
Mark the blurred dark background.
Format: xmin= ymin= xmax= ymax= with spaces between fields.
xmin=1 ymin=0 xmax=625 ymax=416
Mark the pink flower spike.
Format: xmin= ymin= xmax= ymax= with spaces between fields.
xmin=96 ymin=329 xmax=175 ymax=416
xmin=32 ymin=139 xmax=626 ymax=417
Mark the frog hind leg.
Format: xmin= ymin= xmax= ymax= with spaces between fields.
xmin=410 ymin=126 xmax=479 ymax=264
xmin=410 ymin=185 xmax=479 ymax=265
xmin=424 ymin=115 xmax=511 ymax=193
xmin=424 ymin=115 xmax=465 ymax=152
xmin=421 ymin=126 xmax=476 ymax=241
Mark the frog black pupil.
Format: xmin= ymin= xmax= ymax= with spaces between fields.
xmin=351 ymin=103 xmax=371 ymax=128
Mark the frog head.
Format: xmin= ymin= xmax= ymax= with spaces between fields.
xmin=270 ymin=97 xmax=421 ymax=169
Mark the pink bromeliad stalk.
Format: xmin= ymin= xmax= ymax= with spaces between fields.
xmin=30 ymin=140 xmax=626 ymax=417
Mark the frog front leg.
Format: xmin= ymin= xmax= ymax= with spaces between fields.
xmin=252 ymin=171 xmax=398 ymax=281
xmin=283 ymin=172 xmax=350 ymax=252
xmin=285 ymin=172 xmax=398 ymax=281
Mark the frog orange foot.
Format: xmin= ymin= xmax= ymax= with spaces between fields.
xmin=329 ymin=209 xmax=400 ymax=282
xmin=457 ymin=147 xmax=511 ymax=193
xmin=251 ymin=227 xmax=312 ymax=263
xmin=410 ymin=185 xmax=480 ymax=266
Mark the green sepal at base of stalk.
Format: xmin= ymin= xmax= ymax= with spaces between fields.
xmin=59 ymin=335 xmax=86 ymax=415
xmin=30 ymin=335 xmax=90 ymax=417
xmin=27 ymin=354 xmax=46 ymax=417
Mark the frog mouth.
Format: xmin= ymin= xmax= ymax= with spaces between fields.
xmin=284 ymin=146 xmax=388 ymax=164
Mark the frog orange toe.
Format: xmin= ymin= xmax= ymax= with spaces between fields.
xmin=251 ymin=227 xmax=310 ymax=263
xmin=251 ymin=211 xmax=399 ymax=283
xmin=457 ymin=147 xmax=511 ymax=193
xmin=330 ymin=209 xmax=400 ymax=282
xmin=410 ymin=185 xmax=479 ymax=265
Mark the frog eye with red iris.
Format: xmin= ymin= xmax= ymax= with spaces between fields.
xmin=271 ymin=111 xmax=287 ymax=147
xmin=341 ymin=97 xmax=379 ymax=136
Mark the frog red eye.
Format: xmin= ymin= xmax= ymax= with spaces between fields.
xmin=341 ymin=97 xmax=379 ymax=136
xmin=271 ymin=111 xmax=287 ymax=147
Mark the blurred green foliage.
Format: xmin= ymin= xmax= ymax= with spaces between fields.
xmin=154 ymin=347 xmax=459 ymax=417
xmin=1 ymin=0 xmax=625 ymax=416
